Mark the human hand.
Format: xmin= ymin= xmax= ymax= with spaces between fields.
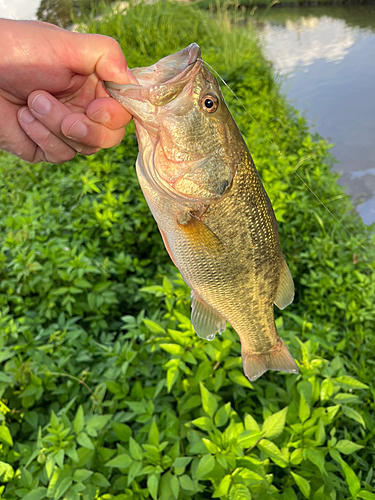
xmin=0 ymin=19 xmax=137 ymax=163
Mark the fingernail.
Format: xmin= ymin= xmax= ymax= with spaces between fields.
xmin=67 ymin=120 xmax=88 ymax=139
xmin=92 ymin=107 xmax=110 ymax=123
xmin=31 ymin=94 xmax=51 ymax=115
xmin=19 ymin=108 xmax=35 ymax=124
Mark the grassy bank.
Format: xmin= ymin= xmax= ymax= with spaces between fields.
xmin=1 ymin=2 xmax=375 ymax=499
xmin=197 ymin=0 xmax=375 ymax=10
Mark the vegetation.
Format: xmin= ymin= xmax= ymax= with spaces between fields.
xmin=36 ymin=0 xmax=114 ymax=28
xmin=1 ymin=2 xmax=375 ymax=499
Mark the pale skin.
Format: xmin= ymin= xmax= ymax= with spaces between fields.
xmin=0 ymin=19 xmax=137 ymax=164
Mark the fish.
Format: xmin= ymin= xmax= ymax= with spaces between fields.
xmin=105 ymin=43 xmax=298 ymax=381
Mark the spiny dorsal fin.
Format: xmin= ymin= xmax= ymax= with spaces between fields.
xmin=191 ymin=291 xmax=226 ymax=341
xmin=274 ymin=258 xmax=294 ymax=310
xmin=242 ymin=338 xmax=299 ymax=382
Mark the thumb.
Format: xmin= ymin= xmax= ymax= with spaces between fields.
xmin=62 ymin=32 xmax=138 ymax=84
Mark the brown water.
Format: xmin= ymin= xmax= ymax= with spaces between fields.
xmin=255 ymin=6 xmax=375 ymax=224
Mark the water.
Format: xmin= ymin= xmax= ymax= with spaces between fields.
xmin=255 ymin=6 xmax=375 ymax=224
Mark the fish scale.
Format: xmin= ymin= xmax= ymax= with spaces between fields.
xmin=105 ymin=43 xmax=298 ymax=381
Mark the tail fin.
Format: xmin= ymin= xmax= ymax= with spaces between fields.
xmin=242 ymin=339 xmax=298 ymax=382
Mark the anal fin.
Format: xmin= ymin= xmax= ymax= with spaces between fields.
xmin=242 ymin=339 xmax=299 ymax=382
xmin=274 ymin=258 xmax=294 ymax=310
xmin=191 ymin=291 xmax=226 ymax=341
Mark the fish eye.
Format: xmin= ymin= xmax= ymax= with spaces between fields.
xmin=201 ymin=94 xmax=218 ymax=113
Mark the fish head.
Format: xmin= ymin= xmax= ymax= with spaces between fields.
xmin=105 ymin=44 xmax=244 ymax=204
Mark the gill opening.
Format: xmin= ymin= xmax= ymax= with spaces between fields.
xmin=198 ymin=58 xmax=366 ymax=251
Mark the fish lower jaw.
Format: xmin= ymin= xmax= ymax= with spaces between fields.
xmin=241 ymin=339 xmax=299 ymax=382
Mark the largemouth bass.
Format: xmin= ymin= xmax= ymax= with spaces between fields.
xmin=105 ymin=43 xmax=298 ymax=381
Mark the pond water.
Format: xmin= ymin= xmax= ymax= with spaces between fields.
xmin=255 ymin=5 xmax=375 ymax=224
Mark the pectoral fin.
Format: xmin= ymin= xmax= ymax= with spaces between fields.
xmin=191 ymin=292 xmax=226 ymax=341
xmin=178 ymin=216 xmax=222 ymax=254
xmin=274 ymin=258 xmax=294 ymax=310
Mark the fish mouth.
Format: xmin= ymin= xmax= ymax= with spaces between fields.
xmin=104 ymin=43 xmax=202 ymax=100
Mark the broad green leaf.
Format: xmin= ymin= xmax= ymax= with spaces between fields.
xmin=191 ymin=417 xmax=213 ymax=431
xmin=73 ymin=469 xmax=93 ymax=482
xmin=167 ymin=366 xmax=179 ymax=393
xmin=179 ymin=475 xmax=195 ymax=491
xmin=335 ymin=440 xmax=364 ymax=455
xmin=281 ymin=487 xmax=298 ymax=500
xmin=258 ymin=440 xmax=288 ymax=467
xmin=148 ymin=418 xmax=160 ymax=446
xmin=54 ymin=449 xmax=64 ymax=469
xmin=229 ymin=483 xmax=251 ymax=500
xmin=334 ymin=393 xmax=360 ymax=404
xmin=127 ymin=460 xmax=142 ymax=486
xmin=238 ymin=430 xmax=264 ymax=449
xmin=143 ymin=319 xmax=165 ymax=334
xmin=290 ymin=448 xmax=303 ymax=465
xmin=200 ymin=382 xmax=218 ymax=418
xmin=170 ymin=475 xmax=180 ymax=499
xmin=202 ymin=438 xmax=219 ymax=454
xmin=233 ymin=468 xmax=263 ymax=482
xmin=22 ymin=488 xmax=48 ymax=500
xmin=299 ymin=393 xmax=310 ymax=423
xmin=0 ymin=425 xmax=13 ymax=446
xmin=228 ymin=370 xmax=253 ymax=388
xmin=291 ymin=472 xmax=310 ymax=499
xmin=129 ymin=437 xmax=143 ymax=460
xmin=86 ymin=415 xmax=112 ymax=431
xmin=262 ymin=407 xmax=288 ymax=439
xmin=196 ymin=454 xmax=215 ymax=479
xmin=111 ymin=422 xmax=131 ymax=442
xmin=77 ymin=432 xmax=94 ymax=450
xmin=358 ymin=492 xmax=375 ymax=500
xmin=340 ymin=459 xmax=361 ymax=498
xmin=334 ymin=376 xmax=368 ymax=390
xmin=105 ymin=454 xmax=132 ymax=468
xmin=91 ymin=472 xmax=111 ymax=487
xmin=315 ymin=419 xmax=326 ymax=445
xmin=54 ymin=477 xmax=72 ymax=500
xmin=213 ymin=475 xmax=231 ymax=498
xmin=215 ymin=403 xmax=231 ymax=427
xmin=160 ymin=344 xmax=185 ymax=356
xmin=244 ymin=413 xmax=260 ymax=432
xmin=73 ymin=406 xmax=85 ymax=435
xmin=173 ymin=457 xmax=193 ymax=469
xmin=0 ymin=461 xmax=14 ymax=482
xmin=342 ymin=405 xmax=366 ymax=428
xmin=305 ymin=448 xmax=326 ymax=474
xmin=320 ymin=378 xmax=334 ymax=402
xmin=148 ymin=474 xmax=159 ymax=500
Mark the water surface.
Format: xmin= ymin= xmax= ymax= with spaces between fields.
xmin=256 ymin=6 xmax=375 ymax=224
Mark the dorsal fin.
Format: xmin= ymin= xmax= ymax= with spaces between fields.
xmin=274 ymin=258 xmax=294 ymax=310
xmin=191 ymin=292 xmax=226 ymax=341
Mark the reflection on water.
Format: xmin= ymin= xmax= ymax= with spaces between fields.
xmin=257 ymin=6 xmax=375 ymax=224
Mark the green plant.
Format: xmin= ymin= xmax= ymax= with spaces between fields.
xmin=0 ymin=2 xmax=374 ymax=499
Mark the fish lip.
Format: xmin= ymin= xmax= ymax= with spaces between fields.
xmin=104 ymin=43 xmax=202 ymax=93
